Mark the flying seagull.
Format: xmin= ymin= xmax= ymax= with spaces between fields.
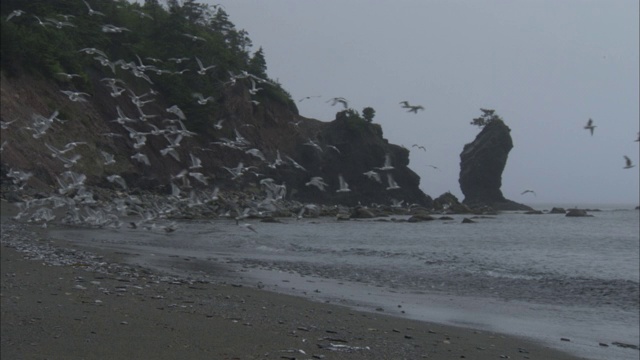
xmin=623 ymin=156 xmax=635 ymax=169
xmin=327 ymin=97 xmax=348 ymax=109
xmin=521 ymin=189 xmax=536 ymax=197
xmin=336 ymin=174 xmax=351 ymax=192
xmin=412 ymin=144 xmax=426 ymax=151
xmin=584 ymin=118 xmax=596 ymax=136
xmin=399 ymin=101 xmax=425 ymax=113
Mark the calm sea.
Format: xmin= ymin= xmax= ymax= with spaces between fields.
xmin=52 ymin=204 xmax=639 ymax=360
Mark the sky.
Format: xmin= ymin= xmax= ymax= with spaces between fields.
xmin=209 ymin=0 xmax=639 ymax=206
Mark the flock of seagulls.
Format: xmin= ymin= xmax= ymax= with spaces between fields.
xmin=2 ymin=3 xmax=417 ymax=232
xmin=583 ymin=118 xmax=636 ymax=169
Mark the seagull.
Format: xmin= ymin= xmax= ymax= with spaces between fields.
xmin=376 ymin=153 xmax=394 ymax=171
xmin=386 ymin=173 xmax=401 ymax=190
xmin=426 ymin=164 xmax=440 ymax=171
xmin=195 ymin=57 xmax=216 ymax=75
xmin=78 ymin=47 xmax=107 ymax=58
xmin=214 ymin=119 xmax=225 ymax=130
xmin=327 ymin=97 xmax=348 ymax=109
xmin=326 ymin=145 xmax=341 ymax=155
xmin=623 ymin=156 xmax=635 ymax=169
xmin=183 ymin=33 xmax=206 ymax=42
xmin=132 ymin=9 xmax=154 ymax=20
xmin=298 ymin=95 xmax=321 ymax=102
xmin=131 ymin=152 xmax=151 ymax=166
xmin=412 ymin=144 xmax=426 ymax=151
xmin=192 ymin=92 xmax=214 ymax=105
xmin=106 ymin=174 xmax=127 ymax=190
xmin=521 ymin=189 xmax=536 ymax=197
xmin=336 ymin=174 xmax=351 ymax=192
xmin=399 ymin=101 xmax=424 ymax=113
xmin=100 ymin=150 xmax=116 ymax=165
xmin=363 ymin=170 xmax=381 ymax=183
xmin=82 ymin=0 xmax=105 ymax=16
xmin=248 ymin=77 xmax=262 ymax=95
xmin=305 ymin=176 xmax=328 ymax=191
xmin=584 ymin=118 xmax=596 ymax=136
xmin=189 ymin=153 xmax=202 ymax=169
xmin=56 ymin=72 xmax=81 ymax=80
xmin=245 ymin=148 xmax=266 ymax=161
xmin=6 ymin=10 xmax=26 ymax=21
xmin=60 ymin=90 xmax=90 ymax=102
xmin=168 ymin=57 xmax=190 ymax=64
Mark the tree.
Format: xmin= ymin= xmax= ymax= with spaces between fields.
xmin=248 ymin=47 xmax=267 ymax=78
xmin=471 ymin=108 xmax=502 ymax=127
xmin=362 ymin=107 xmax=375 ymax=122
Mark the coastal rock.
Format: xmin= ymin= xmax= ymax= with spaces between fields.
xmin=549 ymin=207 xmax=566 ymax=214
xmin=407 ymin=213 xmax=435 ymax=222
xmin=459 ymin=119 xmax=532 ymax=211
xmin=565 ymin=209 xmax=593 ymax=217
xmin=461 ymin=217 xmax=476 ymax=223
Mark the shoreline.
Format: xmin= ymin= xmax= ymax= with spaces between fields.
xmin=0 ymin=215 xmax=589 ymax=360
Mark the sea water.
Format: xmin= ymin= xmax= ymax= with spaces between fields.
xmin=51 ymin=205 xmax=639 ymax=360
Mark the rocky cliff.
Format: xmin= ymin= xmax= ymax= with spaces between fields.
xmin=459 ymin=119 xmax=532 ymax=211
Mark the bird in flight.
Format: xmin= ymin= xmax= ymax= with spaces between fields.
xmin=584 ymin=118 xmax=596 ymax=136
xmin=623 ymin=156 xmax=635 ymax=169
xmin=412 ymin=144 xmax=426 ymax=151
xmin=399 ymin=101 xmax=425 ymax=113
xmin=327 ymin=97 xmax=348 ymax=109
xmin=298 ymin=95 xmax=321 ymax=102
xmin=521 ymin=189 xmax=536 ymax=197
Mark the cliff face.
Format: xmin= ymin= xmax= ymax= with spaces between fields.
xmin=0 ymin=72 xmax=430 ymax=207
xmin=459 ymin=120 xmax=531 ymax=211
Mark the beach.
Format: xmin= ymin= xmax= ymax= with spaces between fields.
xmin=0 ymin=201 xmax=588 ymax=360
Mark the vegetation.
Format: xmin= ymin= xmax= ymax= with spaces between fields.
xmin=470 ymin=108 xmax=503 ymax=128
xmin=0 ymin=0 xmax=293 ymax=133
xmin=362 ymin=107 xmax=375 ymax=123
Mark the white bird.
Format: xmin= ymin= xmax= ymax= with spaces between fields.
xmin=6 ymin=10 xmax=26 ymax=21
xmin=192 ymin=92 xmax=214 ymax=105
xmin=82 ymin=1 xmax=105 ymax=16
xmin=336 ymin=174 xmax=351 ymax=192
xmin=168 ymin=57 xmax=190 ymax=64
xmin=189 ymin=153 xmax=203 ymax=169
xmin=60 ymin=90 xmax=90 ymax=102
xmin=131 ymin=152 xmax=151 ymax=166
xmin=101 ymin=150 xmax=116 ymax=165
xmin=326 ymin=145 xmax=341 ymax=154
xmin=189 ymin=172 xmax=208 ymax=185
xmin=166 ymin=105 xmax=186 ymax=120
xmin=304 ymin=139 xmax=323 ymax=153
xmin=195 ymin=57 xmax=216 ymax=75
xmin=376 ymin=153 xmax=394 ymax=171
xmin=102 ymin=24 xmax=130 ymax=33
xmin=245 ymin=148 xmax=266 ymax=161
xmin=623 ymin=156 xmax=635 ymax=169
xmin=584 ymin=118 xmax=596 ymax=136
xmin=248 ymin=77 xmax=262 ymax=95
xmin=56 ymin=72 xmax=81 ymax=80
xmin=305 ymin=177 xmax=328 ymax=191
xmin=214 ymin=119 xmax=225 ymax=130
xmin=183 ymin=33 xmax=206 ymax=42
xmin=363 ymin=170 xmax=381 ymax=183
xmin=386 ymin=173 xmax=401 ymax=190
xmin=107 ymin=174 xmax=127 ymax=190
xmin=132 ymin=9 xmax=154 ymax=20
xmin=78 ymin=47 xmax=107 ymax=58
xmin=286 ymin=156 xmax=307 ymax=171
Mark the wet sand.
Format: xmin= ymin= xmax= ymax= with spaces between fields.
xmin=1 ymin=201 xmax=585 ymax=359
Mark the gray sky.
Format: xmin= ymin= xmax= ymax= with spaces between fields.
xmin=211 ymin=0 xmax=639 ymax=206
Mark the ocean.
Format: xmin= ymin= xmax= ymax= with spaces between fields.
xmin=50 ymin=204 xmax=639 ymax=360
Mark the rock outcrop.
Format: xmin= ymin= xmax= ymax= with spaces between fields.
xmin=459 ymin=120 xmax=532 ymax=211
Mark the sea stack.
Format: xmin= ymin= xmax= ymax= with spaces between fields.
xmin=459 ymin=119 xmax=532 ymax=211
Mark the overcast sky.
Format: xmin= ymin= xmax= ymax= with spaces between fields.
xmin=211 ymin=0 xmax=639 ymax=206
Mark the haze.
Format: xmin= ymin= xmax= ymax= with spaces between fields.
xmin=210 ymin=0 xmax=639 ymax=206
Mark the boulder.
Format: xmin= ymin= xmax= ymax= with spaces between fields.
xmin=565 ymin=209 xmax=593 ymax=217
xmin=549 ymin=207 xmax=566 ymax=214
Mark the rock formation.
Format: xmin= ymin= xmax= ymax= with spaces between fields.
xmin=459 ymin=119 xmax=532 ymax=211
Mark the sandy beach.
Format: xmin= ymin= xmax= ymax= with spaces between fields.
xmin=1 ymin=201 xmax=585 ymax=360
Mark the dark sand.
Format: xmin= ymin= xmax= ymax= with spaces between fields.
xmin=1 ymin=201 xmax=584 ymax=359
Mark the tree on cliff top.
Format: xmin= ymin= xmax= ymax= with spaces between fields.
xmin=471 ymin=108 xmax=503 ymax=127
